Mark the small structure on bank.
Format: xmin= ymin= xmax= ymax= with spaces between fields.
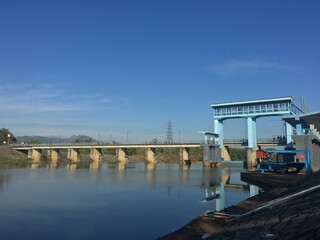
xmin=198 ymin=131 xmax=221 ymax=167
xmin=284 ymin=112 xmax=320 ymax=172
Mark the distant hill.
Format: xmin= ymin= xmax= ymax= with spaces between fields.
xmin=16 ymin=135 xmax=96 ymax=144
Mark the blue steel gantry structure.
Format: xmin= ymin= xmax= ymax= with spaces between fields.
xmin=211 ymin=97 xmax=303 ymax=148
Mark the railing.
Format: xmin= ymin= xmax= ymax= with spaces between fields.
xmin=10 ymin=140 xmax=205 ymax=148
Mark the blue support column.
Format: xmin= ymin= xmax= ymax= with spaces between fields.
xmin=247 ymin=117 xmax=257 ymax=148
xmin=305 ymin=150 xmax=311 ymax=175
xmin=295 ymin=120 xmax=303 ymax=135
xmin=214 ymin=119 xmax=223 ymax=147
xmin=285 ymin=122 xmax=294 ymax=146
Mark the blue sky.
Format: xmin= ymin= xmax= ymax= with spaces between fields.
xmin=0 ymin=0 xmax=319 ymax=142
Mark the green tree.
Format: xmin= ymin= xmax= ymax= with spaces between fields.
xmin=0 ymin=128 xmax=17 ymax=145
xmin=229 ymin=148 xmax=247 ymax=161
xmin=74 ymin=138 xmax=94 ymax=144
xmin=29 ymin=139 xmax=42 ymax=144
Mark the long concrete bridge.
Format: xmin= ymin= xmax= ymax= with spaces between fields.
xmin=12 ymin=143 xmax=201 ymax=164
xmin=11 ymin=139 xmax=285 ymax=165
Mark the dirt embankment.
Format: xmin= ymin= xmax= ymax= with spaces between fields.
xmin=0 ymin=146 xmax=29 ymax=168
xmin=0 ymin=146 xmax=28 ymax=160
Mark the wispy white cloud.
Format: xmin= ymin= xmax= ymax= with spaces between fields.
xmin=0 ymin=83 xmax=113 ymax=114
xmin=211 ymin=59 xmax=289 ymax=76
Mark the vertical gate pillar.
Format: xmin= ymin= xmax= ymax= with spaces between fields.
xmin=116 ymin=148 xmax=127 ymax=162
xmin=68 ymin=148 xmax=79 ymax=163
xmin=214 ymin=119 xmax=224 ymax=147
xmin=90 ymin=148 xmax=103 ymax=162
xmin=145 ymin=148 xmax=157 ymax=163
xmin=247 ymin=117 xmax=257 ymax=148
xmin=285 ymin=122 xmax=294 ymax=146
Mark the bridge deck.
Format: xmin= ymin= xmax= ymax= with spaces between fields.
xmin=11 ymin=143 xmax=202 ymax=150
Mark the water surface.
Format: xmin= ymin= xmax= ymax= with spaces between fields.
xmin=0 ymin=162 xmax=255 ymax=239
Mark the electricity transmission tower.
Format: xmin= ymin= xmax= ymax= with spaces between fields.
xmin=166 ymin=120 xmax=173 ymax=143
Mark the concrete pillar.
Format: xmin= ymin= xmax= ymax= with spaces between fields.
xmin=116 ymin=148 xmax=127 ymax=162
xmin=68 ymin=148 xmax=79 ymax=163
xmin=49 ymin=160 xmax=58 ymax=169
xmin=221 ymin=146 xmax=231 ymax=161
xmin=145 ymin=147 xmax=157 ymax=163
xmin=247 ymin=117 xmax=257 ymax=148
xmin=31 ymin=149 xmax=42 ymax=162
xmin=246 ymin=147 xmax=258 ymax=170
xmin=214 ymin=119 xmax=224 ymax=147
xmin=28 ymin=149 xmax=32 ymax=159
xmin=90 ymin=148 xmax=102 ymax=162
xmin=47 ymin=149 xmax=60 ymax=161
xmin=179 ymin=147 xmax=189 ymax=163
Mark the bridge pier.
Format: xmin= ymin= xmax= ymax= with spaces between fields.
xmin=246 ymin=147 xmax=258 ymax=170
xmin=145 ymin=147 xmax=157 ymax=163
xmin=47 ymin=149 xmax=60 ymax=161
xmin=29 ymin=149 xmax=42 ymax=162
xmin=221 ymin=146 xmax=231 ymax=161
xmin=179 ymin=147 xmax=190 ymax=163
xmin=90 ymin=148 xmax=103 ymax=162
xmin=116 ymin=148 xmax=128 ymax=162
xmin=68 ymin=148 xmax=80 ymax=163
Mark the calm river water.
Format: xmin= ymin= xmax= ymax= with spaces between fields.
xmin=0 ymin=162 xmax=256 ymax=239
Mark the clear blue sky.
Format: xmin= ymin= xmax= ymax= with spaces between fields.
xmin=1 ymin=0 xmax=319 ymax=142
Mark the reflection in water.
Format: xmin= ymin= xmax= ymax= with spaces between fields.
xmin=67 ymin=163 xmax=77 ymax=170
xmin=145 ymin=162 xmax=157 ymax=171
xmin=250 ymin=185 xmax=260 ymax=197
xmin=47 ymin=160 xmax=58 ymax=169
xmin=0 ymin=163 xmax=259 ymax=240
xmin=29 ymin=163 xmax=40 ymax=169
xmin=0 ymin=175 xmax=8 ymax=192
xmin=90 ymin=161 xmax=102 ymax=171
xmin=199 ymin=167 xmax=260 ymax=211
xmin=116 ymin=162 xmax=126 ymax=171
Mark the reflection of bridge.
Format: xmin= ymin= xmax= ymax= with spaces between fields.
xmin=11 ymin=143 xmax=201 ymax=164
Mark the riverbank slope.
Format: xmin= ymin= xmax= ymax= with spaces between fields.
xmin=160 ymin=171 xmax=320 ymax=240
